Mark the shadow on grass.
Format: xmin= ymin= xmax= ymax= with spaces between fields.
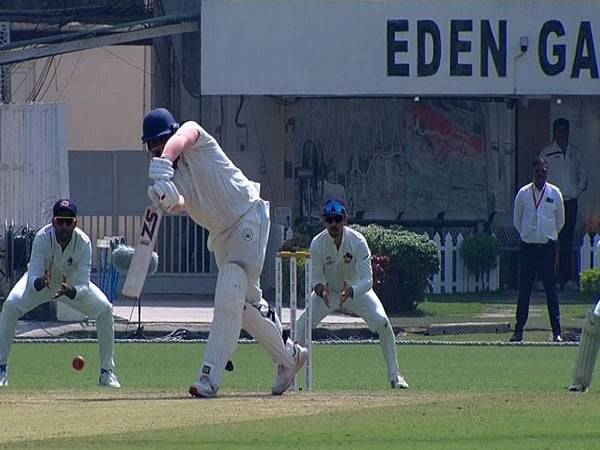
xmin=68 ymin=391 xmax=275 ymax=403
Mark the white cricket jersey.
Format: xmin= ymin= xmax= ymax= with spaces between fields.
xmin=173 ymin=121 xmax=260 ymax=234
xmin=310 ymin=226 xmax=373 ymax=298
xmin=25 ymin=224 xmax=92 ymax=299
xmin=539 ymin=141 xmax=586 ymax=200
xmin=513 ymin=182 xmax=565 ymax=244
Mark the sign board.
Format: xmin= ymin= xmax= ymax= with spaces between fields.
xmin=202 ymin=0 xmax=600 ymax=96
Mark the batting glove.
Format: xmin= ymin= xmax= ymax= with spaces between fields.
xmin=147 ymin=180 xmax=180 ymax=211
xmin=149 ymin=157 xmax=174 ymax=181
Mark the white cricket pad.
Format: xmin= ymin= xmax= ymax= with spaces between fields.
xmin=200 ymin=263 xmax=247 ymax=389
xmin=571 ymin=312 xmax=600 ymax=390
xmin=242 ymin=299 xmax=294 ymax=369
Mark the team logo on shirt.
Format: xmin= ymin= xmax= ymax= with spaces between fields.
xmin=343 ymin=252 xmax=353 ymax=263
xmin=242 ymin=228 xmax=254 ymax=241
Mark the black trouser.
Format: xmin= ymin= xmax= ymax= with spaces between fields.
xmin=515 ymin=240 xmax=561 ymax=336
xmin=558 ymin=198 xmax=578 ymax=284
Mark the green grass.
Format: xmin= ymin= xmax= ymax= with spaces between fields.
xmin=1 ymin=342 xmax=598 ymax=449
xmin=401 ymin=291 xmax=594 ymax=332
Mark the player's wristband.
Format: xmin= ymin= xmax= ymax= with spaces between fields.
xmin=65 ymin=286 xmax=77 ymax=300
xmin=33 ymin=277 xmax=46 ymax=291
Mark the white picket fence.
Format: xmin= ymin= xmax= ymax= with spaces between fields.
xmin=579 ymin=234 xmax=600 ymax=270
xmin=427 ymin=232 xmax=500 ymax=294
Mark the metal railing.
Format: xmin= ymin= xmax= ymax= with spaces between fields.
xmin=78 ymin=214 xmax=212 ymax=275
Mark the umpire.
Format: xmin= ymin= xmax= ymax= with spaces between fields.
xmin=510 ymin=158 xmax=565 ymax=342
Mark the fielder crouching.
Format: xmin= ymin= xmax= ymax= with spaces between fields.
xmin=295 ymin=199 xmax=409 ymax=389
xmin=141 ymin=108 xmax=307 ymax=398
xmin=0 ymin=199 xmax=121 ymax=388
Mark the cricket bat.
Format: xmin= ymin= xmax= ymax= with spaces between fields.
xmin=121 ymin=203 xmax=163 ymax=299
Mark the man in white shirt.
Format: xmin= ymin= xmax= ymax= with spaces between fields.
xmin=539 ymin=118 xmax=586 ymax=291
xmin=510 ymin=158 xmax=565 ymax=342
xmin=0 ymin=199 xmax=121 ymax=388
xmin=295 ymin=199 xmax=409 ymax=389
xmin=142 ymin=108 xmax=307 ymax=398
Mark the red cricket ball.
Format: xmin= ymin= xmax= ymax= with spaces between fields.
xmin=72 ymin=355 xmax=85 ymax=371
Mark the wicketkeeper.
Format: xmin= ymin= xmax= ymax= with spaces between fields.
xmin=295 ymin=199 xmax=409 ymax=389
xmin=142 ymin=108 xmax=307 ymax=397
xmin=0 ymin=199 xmax=120 ymax=388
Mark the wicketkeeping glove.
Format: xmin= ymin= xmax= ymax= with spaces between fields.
xmin=147 ymin=180 xmax=180 ymax=211
xmin=149 ymin=157 xmax=174 ymax=181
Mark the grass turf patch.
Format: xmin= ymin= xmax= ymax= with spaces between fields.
xmin=0 ymin=343 xmax=594 ymax=449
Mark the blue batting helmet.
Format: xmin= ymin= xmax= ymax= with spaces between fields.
xmin=142 ymin=108 xmax=179 ymax=143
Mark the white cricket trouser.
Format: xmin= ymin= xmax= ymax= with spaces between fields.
xmin=211 ymin=200 xmax=270 ymax=304
xmin=296 ymin=289 xmax=400 ymax=380
xmin=207 ymin=200 xmax=294 ymax=382
xmin=0 ymin=274 xmax=115 ymax=371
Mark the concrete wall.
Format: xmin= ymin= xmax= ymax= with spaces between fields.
xmin=11 ymin=46 xmax=151 ymax=151
xmin=198 ymin=96 xmax=516 ymax=226
xmin=549 ymin=98 xmax=600 ymax=235
xmin=0 ymin=103 xmax=69 ymax=228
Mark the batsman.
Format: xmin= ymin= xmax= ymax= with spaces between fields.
xmin=0 ymin=199 xmax=121 ymax=388
xmin=142 ymin=108 xmax=307 ymax=398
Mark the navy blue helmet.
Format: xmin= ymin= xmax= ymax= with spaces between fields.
xmin=142 ymin=108 xmax=179 ymax=143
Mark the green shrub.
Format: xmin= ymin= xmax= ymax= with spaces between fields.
xmin=351 ymin=224 xmax=439 ymax=313
xmin=459 ymin=233 xmax=500 ymax=290
xmin=580 ymin=268 xmax=600 ymax=295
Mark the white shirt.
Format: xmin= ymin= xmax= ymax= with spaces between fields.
xmin=539 ymin=141 xmax=586 ymax=200
xmin=513 ymin=182 xmax=565 ymax=244
xmin=25 ymin=224 xmax=92 ymax=299
xmin=310 ymin=226 xmax=373 ymax=298
xmin=173 ymin=121 xmax=261 ymax=235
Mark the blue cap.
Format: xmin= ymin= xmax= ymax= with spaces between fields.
xmin=323 ymin=199 xmax=346 ymax=216
xmin=53 ymin=199 xmax=77 ymax=217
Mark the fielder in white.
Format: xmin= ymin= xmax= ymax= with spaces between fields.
xmin=142 ymin=108 xmax=307 ymax=398
xmin=569 ymin=300 xmax=600 ymax=392
xmin=295 ymin=199 xmax=409 ymax=389
xmin=0 ymin=199 xmax=120 ymax=388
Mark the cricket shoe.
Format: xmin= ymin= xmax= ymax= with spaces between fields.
xmin=509 ymin=332 xmax=523 ymax=342
xmin=391 ymin=374 xmax=409 ymax=389
xmin=99 ymin=370 xmax=121 ymax=388
xmin=568 ymin=382 xmax=588 ymax=393
xmin=271 ymin=340 xmax=308 ymax=395
xmin=189 ymin=375 xmax=218 ymax=398
xmin=0 ymin=370 xmax=7 ymax=387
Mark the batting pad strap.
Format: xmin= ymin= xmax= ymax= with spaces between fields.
xmin=201 ymin=263 xmax=247 ymax=388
